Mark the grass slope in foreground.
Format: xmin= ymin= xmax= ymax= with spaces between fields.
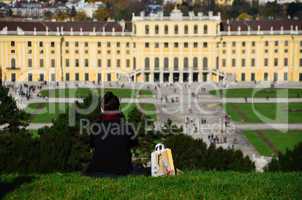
xmin=210 ymin=88 xmax=302 ymax=98
xmin=26 ymin=103 xmax=156 ymax=123
xmin=1 ymin=171 xmax=302 ymax=200
xmin=225 ymin=103 xmax=302 ymax=123
xmin=244 ymin=130 xmax=302 ymax=156
xmin=39 ymin=88 xmax=153 ymax=98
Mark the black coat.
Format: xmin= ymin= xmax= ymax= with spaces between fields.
xmin=86 ymin=113 xmax=138 ymax=175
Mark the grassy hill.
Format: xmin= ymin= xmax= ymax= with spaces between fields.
xmin=1 ymin=171 xmax=301 ymax=200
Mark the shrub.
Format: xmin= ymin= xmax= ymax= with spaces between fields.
xmin=267 ymin=142 xmax=302 ymax=172
xmin=164 ymin=134 xmax=255 ymax=171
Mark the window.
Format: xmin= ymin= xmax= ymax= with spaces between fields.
xmin=174 ymin=25 xmax=179 ymax=34
xmin=203 ymin=42 xmax=208 ymax=48
xmin=66 ymin=73 xmax=70 ymax=81
xmin=252 ymin=41 xmax=256 ymax=47
xmin=193 ymin=42 xmax=198 ymax=48
xmin=116 ymin=42 xmax=120 ymax=47
xmin=11 ymin=41 xmax=15 ymax=47
xmin=155 ymin=58 xmax=159 ymax=70
xmin=194 ymin=25 xmax=198 ymax=34
xmin=133 ymin=57 xmax=136 ymax=69
xmin=28 ymin=59 xmax=32 ymax=68
xmin=274 ymin=73 xmax=278 ymax=81
xmin=11 ymin=73 xmax=16 ymax=82
xmin=145 ymin=58 xmax=150 ymax=70
xmin=174 ymin=42 xmax=179 ymax=48
xmin=39 ymin=73 xmax=44 ymax=81
xmin=28 ymin=41 xmax=32 ymax=47
xmin=174 ymin=57 xmax=179 ymax=70
xmin=98 ymin=59 xmax=102 ymax=68
xmin=107 ymin=59 xmax=111 ymax=67
xmin=251 ymin=73 xmax=255 ymax=81
xmin=181 ymin=58 xmax=187 ymax=71
xmin=265 ymin=41 xmax=269 ymax=46
xmin=85 ymin=59 xmax=89 ymax=67
xmin=264 ymin=58 xmax=269 ymax=67
xmin=203 ymin=58 xmax=208 ymax=70
xmin=75 ymin=73 xmax=79 ymax=81
xmin=11 ymin=58 xmax=16 ymax=69
xmin=232 ymin=58 xmax=236 ymax=67
xmin=155 ymin=43 xmax=159 ymax=48
xmin=241 ymin=73 xmax=246 ymax=81
xmin=155 ymin=25 xmax=159 ymax=34
xmin=193 ymin=57 xmax=198 ymax=69
xmin=232 ymin=42 xmax=236 ymax=47
xmin=241 ymin=59 xmax=246 ymax=67
xmin=98 ymin=42 xmax=101 ymax=47
xmin=75 ymin=59 xmax=79 ymax=67
xmin=284 ymin=58 xmax=288 ymax=67
xmin=85 ymin=42 xmax=88 ymax=47
xmin=145 ymin=42 xmax=150 ymax=48
xmin=300 ymin=58 xmax=302 ymax=67
xmin=184 ymin=25 xmax=188 ymax=34
xmin=51 ymin=59 xmax=55 ymax=68
xmin=164 ymin=42 xmax=169 ymax=48
xmin=274 ymin=58 xmax=278 ymax=67
xmin=222 ymin=59 xmax=226 ymax=67
xmin=275 ymin=41 xmax=279 ymax=46
xmin=242 ymin=42 xmax=246 ymax=47
xmin=203 ymin=25 xmax=208 ymax=34
xmin=264 ymin=72 xmax=269 ymax=81
xmin=145 ymin=25 xmax=149 ymax=34
xmin=40 ymin=59 xmax=44 ymax=67
xmin=284 ymin=72 xmax=288 ymax=81
xmin=65 ymin=42 xmax=69 ymax=47
xmin=117 ymin=59 xmax=121 ymax=68
xmin=164 ymin=57 xmax=169 ymax=70
xmin=39 ymin=41 xmax=43 ymax=47
xmin=164 ymin=25 xmax=169 ymax=34
xmin=75 ymin=42 xmax=79 ymax=47
xmin=98 ymin=73 xmax=102 ymax=82
xmin=28 ymin=73 xmax=33 ymax=82
xmin=107 ymin=73 xmax=111 ymax=82
xmin=300 ymin=73 xmax=302 ymax=81
xmin=251 ymin=58 xmax=255 ymax=67
xmin=126 ymin=59 xmax=130 ymax=68
xmin=285 ymin=41 xmax=288 ymax=46
xmin=65 ymin=59 xmax=69 ymax=67
xmin=184 ymin=42 xmax=188 ymax=48
xmin=51 ymin=42 xmax=55 ymax=47
xmin=85 ymin=73 xmax=89 ymax=81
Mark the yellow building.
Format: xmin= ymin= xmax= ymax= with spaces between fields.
xmin=0 ymin=9 xmax=302 ymax=83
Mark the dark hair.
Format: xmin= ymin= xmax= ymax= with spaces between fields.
xmin=101 ymin=92 xmax=120 ymax=111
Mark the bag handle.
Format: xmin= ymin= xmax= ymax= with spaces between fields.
xmin=155 ymin=143 xmax=165 ymax=151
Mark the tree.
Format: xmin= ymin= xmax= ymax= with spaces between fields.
xmin=93 ymin=8 xmax=112 ymax=21
xmin=287 ymin=2 xmax=302 ymax=18
xmin=70 ymin=6 xmax=77 ymax=18
xmin=74 ymin=11 xmax=88 ymax=21
xmin=0 ymin=84 xmax=29 ymax=133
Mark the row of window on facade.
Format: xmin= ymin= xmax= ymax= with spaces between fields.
xmin=143 ymin=24 xmax=208 ymax=35
xmin=10 ymin=41 xmax=136 ymax=49
xmin=220 ymin=40 xmax=291 ymax=48
xmin=221 ymin=58 xmax=293 ymax=67
xmin=145 ymin=42 xmax=208 ymax=48
xmin=9 ymin=72 xmax=302 ymax=82
xmin=144 ymin=57 xmax=208 ymax=71
xmin=9 ymin=58 xmax=136 ymax=69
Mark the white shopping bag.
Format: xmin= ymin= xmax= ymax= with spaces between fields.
xmin=151 ymin=144 xmax=175 ymax=177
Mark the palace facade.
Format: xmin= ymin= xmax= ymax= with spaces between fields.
xmin=1 ymin=9 xmax=302 ymax=83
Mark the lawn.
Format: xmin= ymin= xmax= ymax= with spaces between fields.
xmin=1 ymin=171 xmax=301 ymax=200
xmin=39 ymin=88 xmax=153 ymax=98
xmin=225 ymin=103 xmax=302 ymax=123
xmin=210 ymin=88 xmax=302 ymax=98
xmin=244 ymin=130 xmax=302 ymax=156
xmin=26 ymin=103 xmax=157 ymax=123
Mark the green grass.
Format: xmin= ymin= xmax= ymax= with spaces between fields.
xmin=225 ymin=103 xmax=302 ymax=123
xmin=26 ymin=103 xmax=157 ymax=123
xmin=1 ymin=171 xmax=301 ymax=200
xmin=244 ymin=131 xmax=273 ymax=156
xmin=210 ymin=88 xmax=302 ymax=98
xmin=39 ymin=88 xmax=153 ymax=98
xmin=244 ymin=130 xmax=302 ymax=156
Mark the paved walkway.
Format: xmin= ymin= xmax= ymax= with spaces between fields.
xmin=235 ymin=123 xmax=302 ymax=130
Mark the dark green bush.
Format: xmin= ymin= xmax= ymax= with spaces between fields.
xmin=164 ymin=134 xmax=255 ymax=171
xmin=267 ymin=142 xmax=302 ymax=172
